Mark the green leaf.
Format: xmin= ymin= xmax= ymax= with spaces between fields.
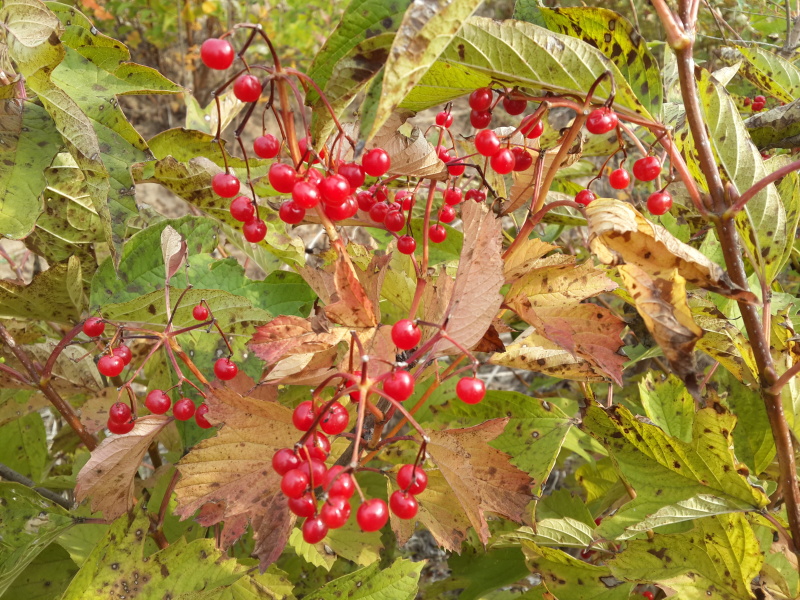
xmin=510 ymin=519 xmax=595 ymax=548
xmin=737 ymin=46 xmax=800 ymax=103
xmin=537 ymin=489 xmax=596 ymax=528
xmin=325 ymin=517 xmax=384 ymax=566
xmin=608 ymin=513 xmax=762 ymax=600
xmin=0 ymin=543 xmax=78 ymax=600
xmin=0 ymin=256 xmax=84 ymax=323
xmin=638 ymin=373 xmax=694 ymax=443
xmin=287 ymin=528 xmax=336 ymax=571
xmin=583 ymin=405 xmax=769 ymax=540
xmin=369 ymin=0 xmax=484 ymax=139
xmin=400 ymin=17 xmax=653 ymax=120
xmin=0 ymin=412 xmax=48 ymax=482
xmin=308 ymin=558 xmax=423 ymax=600
xmin=172 ymin=566 xmax=296 ymax=600
xmin=0 ymin=483 xmax=75 ymax=597
xmin=771 ymin=154 xmax=800 ymax=274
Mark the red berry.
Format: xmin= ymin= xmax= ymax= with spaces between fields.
xmin=435 ymin=111 xmax=454 ymax=128
xmin=521 ymin=119 xmax=544 ymax=138
xmin=384 ymin=210 xmax=405 ymax=232
xmin=288 ymin=493 xmax=317 ymax=518
xmin=293 ymin=401 xmax=317 ymax=431
xmin=298 ymin=137 xmax=325 ymax=164
xmin=242 ymin=218 xmax=267 ymax=243
xmin=298 ymin=458 xmax=327 ymax=485
xmin=281 ymin=469 xmax=309 ymax=498
xmin=609 ymin=168 xmax=630 ymax=189
xmin=339 ymin=162 xmax=366 ymax=190
xmin=456 ymin=377 xmax=486 ymax=404
xmin=370 ymin=184 xmax=389 ymax=202
xmin=98 ymin=355 xmax=124 ymax=377
xmin=633 ymin=156 xmax=661 ymax=182
xmin=173 ymin=397 xmax=196 ymax=421
xmin=212 ymin=173 xmax=240 ymax=198
xmin=396 ymin=191 xmax=414 ymax=211
xmin=428 ymin=224 xmax=447 ymax=243
xmin=82 ymin=317 xmax=105 ymax=337
xmin=268 ymin=163 xmax=297 ymax=193
xmin=253 ymin=134 xmax=280 ymax=159
xmin=292 ymin=181 xmax=321 ymax=209
xmin=233 ymin=74 xmax=262 ymax=103
xmin=369 ymin=201 xmax=391 ymax=224
xmin=469 ymin=87 xmax=493 ymax=111
xmin=575 ymin=189 xmax=596 ymax=206
xmin=357 ymin=190 xmax=376 ymax=212
xmin=320 ymin=495 xmax=351 ymax=529
xmin=109 ymin=402 xmax=131 ymax=424
xmin=324 ymin=466 xmax=355 ymax=498
xmin=470 ymin=109 xmax=492 ymax=129
xmin=145 ymin=390 xmax=171 ymax=414
xmin=594 ymin=517 xmax=603 ymax=525
xmin=356 ymin=498 xmax=389 ymax=532
xmin=195 ymin=404 xmax=213 ymax=428
xmin=349 ymin=371 xmax=362 ymax=403
xmin=324 ymin=196 xmax=358 ymax=221
xmin=512 ymin=147 xmax=533 ymax=172
xmin=752 ymin=101 xmax=765 ymax=112
xmin=397 ymin=464 xmax=427 ymax=494
xmin=273 ymin=448 xmax=301 ymax=475
xmin=362 ymin=148 xmax=391 ymax=177
xmin=397 ymin=235 xmax=416 ymax=255
xmin=444 ymin=187 xmax=462 ymax=206
xmin=390 ymin=490 xmax=419 ymax=519
xmin=302 ymin=516 xmax=328 ymax=543
xmin=319 ymin=174 xmax=351 ymax=205
xmin=320 ymin=402 xmax=349 ymax=436
xmin=647 ymin=191 xmax=673 ymax=215
xmin=743 ymin=97 xmax=752 ymax=106
xmin=642 ymin=593 xmax=654 ymax=600
xmin=465 ymin=189 xmax=486 ymax=203
xmin=192 ymin=304 xmax=209 ymax=321
xmin=502 ymin=96 xmax=527 ymax=115
xmin=392 ymin=319 xmax=421 ymax=350
xmin=439 ymin=205 xmax=456 ymax=224
xmin=112 ymin=345 xmax=132 ymax=365
xmin=214 ymin=357 xmax=238 ymax=381
xmin=230 ymin=196 xmax=255 ymax=222
xmin=491 ymin=148 xmax=515 ymax=174
xmin=302 ymin=431 xmax=331 ymax=461
xmin=585 ymin=107 xmax=618 ymax=135
xmin=279 ymin=200 xmax=305 ymax=225
xmin=107 ymin=417 xmax=134 ymax=435
xmin=200 ymin=38 xmax=235 ymax=70
xmin=754 ymin=95 xmax=766 ymax=103
xmin=475 ymin=129 xmax=500 ymax=156
xmin=383 ymin=370 xmax=414 ymax=402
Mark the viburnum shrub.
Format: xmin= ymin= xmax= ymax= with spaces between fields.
xmin=2 ymin=0 xmax=800 ymax=597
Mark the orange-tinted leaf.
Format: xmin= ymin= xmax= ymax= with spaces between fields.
xmin=325 ymin=252 xmax=379 ymax=327
xmin=249 ymin=315 xmax=349 ymax=364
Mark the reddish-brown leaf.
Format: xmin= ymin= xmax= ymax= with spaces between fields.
xmin=249 ymin=315 xmax=349 ymax=365
xmin=325 ymin=252 xmax=379 ymax=327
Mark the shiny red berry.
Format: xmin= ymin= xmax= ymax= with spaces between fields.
xmin=195 ymin=404 xmax=213 ymax=428
xmin=112 ymin=345 xmax=132 ymax=365
xmin=475 ymin=129 xmax=500 ymax=156
xmin=320 ymin=495 xmax=351 ymax=529
xmin=302 ymin=431 xmax=331 ymax=461
xmin=98 ymin=355 xmax=124 ymax=377
xmin=647 ymin=191 xmax=673 ymax=215
xmin=214 ymin=357 xmax=238 ymax=381
xmin=384 ymin=210 xmax=405 ymax=232
xmin=292 ymin=181 xmax=321 ymax=209
xmin=383 ymin=370 xmax=414 ymax=402
xmin=468 ymin=88 xmax=493 ymax=111
xmin=439 ymin=205 xmax=456 ymax=224
xmin=212 ymin=173 xmax=240 ymax=198
xmin=293 ymin=401 xmax=317 ymax=431
xmin=279 ymin=200 xmax=305 ymax=225
xmin=273 ymin=448 xmax=301 ymax=475
xmin=754 ymin=95 xmax=766 ymax=103
xmin=268 ymin=162 xmax=297 ymax=193
xmin=575 ymin=189 xmax=596 ymax=206
xmin=456 ymin=377 xmax=486 ymax=404
xmin=435 ymin=111 xmax=454 ymax=128
xmin=642 ymin=592 xmax=654 ymax=600
xmin=397 ymin=235 xmax=416 ymax=255
xmin=521 ymin=119 xmax=544 ymax=138
xmin=192 ymin=304 xmax=209 ymax=321
xmin=109 ymin=402 xmax=131 ymax=424
xmin=324 ymin=466 xmax=355 ymax=498
xmin=609 ymin=168 xmax=630 ymax=189
xmin=465 ymin=189 xmax=486 ymax=203
xmin=320 ymin=402 xmax=349 ymax=436
xmin=392 ymin=319 xmax=421 ymax=350
xmin=356 ymin=498 xmax=389 ymax=532
xmin=288 ymin=493 xmax=316 ymax=518
xmin=302 ymin=516 xmax=328 ymax=543
xmin=82 ymin=317 xmax=105 ymax=337
xmin=502 ymin=97 xmax=527 ymax=115
xmin=633 ymin=156 xmax=661 ymax=181
xmin=444 ymin=187 xmax=462 ymax=205
xmin=356 ymin=190 xmax=376 ymax=212
xmin=242 ymin=218 xmax=267 ymax=243
xmin=585 ymin=107 xmax=618 ymax=135
xmin=470 ymin=109 xmax=492 ymax=129
xmin=512 ymin=147 xmax=533 ymax=171
xmin=490 ymin=148 xmax=515 ymax=174
xmin=429 ymin=224 xmax=447 ymax=243
xmin=298 ymin=457 xmax=327 ymax=484
xmin=362 ymin=148 xmax=390 ymax=177
xmin=200 ymin=38 xmax=235 ymax=70
xmin=145 ymin=390 xmax=171 ymax=414
xmin=281 ymin=468 xmax=310 ymax=499
xmin=339 ymin=162 xmax=366 ymax=189
xmin=253 ymin=134 xmax=280 ymax=158
xmin=319 ymin=174 xmax=351 ymax=205
xmin=107 ymin=417 xmax=134 ymax=435
xmin=324 ymin=195 xmax=358 ymax=221
xmin=233 ymin=74 xmax=262 ymax=103
xmin=173 ymin=397 xmax=196 ymax=421
xmin=390 ymin=490 xmax=419 ymax=519
xmin=397 ymin=464 xmax=427 ymax=494
xmin=230 ymin=196 xmax=255 ymax=222
xmin=369 ymin=201 xmax=391 ymax=224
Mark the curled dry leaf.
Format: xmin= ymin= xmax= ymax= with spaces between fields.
xmin=368 ymin=110 xmax=448 ymax=179
xmin=160 ymin=225 xmax=187 ymax=282
xmin=174 ymin=387 xmax=297 ymax=570
xmin=586 ymin=198 xmax=756 ymax=301
xmin=75 ymin=415 xmax=171 ymax=520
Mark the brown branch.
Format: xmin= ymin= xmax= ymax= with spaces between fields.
xmin=725 ymin=159 xmax=800 ymax=217
xmin=0 ymin=462 xmax=72 ymax=510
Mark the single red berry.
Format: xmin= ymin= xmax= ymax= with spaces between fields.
xmin=743 ymin=97 xmax=752 ymax=106
xmin=369 ymin=201 xmax=391 ymax=224
xmin=447 ymin=159 xmax=466 ymax=177
xmin=512 ymin=147 xmax=533 ymax=172
xmin=465 ymin=189 xmax=486 ymax=203
xmin=384 ymin=210 xmax=405 ymax=232
xmin=752 ymin=101 xmax=765 ymax=112
xmin=362 ymin=148 xmax=391 ymax=177
xmin=320 ymin=495 xmax=351 ymax=529
xmin=302 ymin=431 xmax=331 ymax=461
xmin=397 ymin=464 xmax=427 ymax=495
xmin=279 ymin=200 xmax=305 ymax=225
xmin=633 ymin=156 xmax=661 ymax=182
xmin=324 ymin=196 xmax=358 ymax=221
xmin=107 ymin=417 xmax=134 ymax=435
xmin=319 ymin=174 xmax=351 ymax=205
xmin=383 ymin=370 xmax=414 ymax=402
xmin=575 ymin=189 xmax=596 ymax=206
xmin=288 ymin=493 xmax=317 ymax=518
xmin=475 ymin=129 xmax=500 ymax=156
xmin=594 ymin=517 xmax=603 ymax=525
xmin=292 ymin=181 xmax=321 ymax=209
xmin=435 ymin=111 xmax=454 ymax=128
xmin=293 ymin=401 xmax=317 ymax=431
xmin=324 ymin=466 xmax=355 ymax=498
xmin=298 ymin=137 xmax=325 ymax=164
xmin=268 ymin=162 xmax=297 ymax=193
xmin=356 ymin=498 xmax=389 ymax=532
xmin=444 ymin=187 xmax=462 ymax=206
xmin=502 ymin=96 xmax=527 ymax=115
xmin=109 ymin=402 xmax=132 ymax=424
xmin=390 ymin=490 xmax=419 ymax=520
xmin=356 ymin=190 xmax=376 ymax=212
xmin=647 ymin=191 xmax=673 ymax=215
xmin=397 ymin=235 xmax=416 ymax=255
xmin=585 ymin=107 xmax=618 ymax=135
xmin=98 ymin=355 xmax=124 ymax=377
xmin=320 ymin=402 xmax=349 ymax=436
xmin=195 ymin=404 xmax=213 ymax=428
xmin=192 ymin=304 xmax=209 ymax=321
xmin=469 ymin=87 xmax=493 ymax=111
xmin=112 ymin=345 xmax=132 ymax=365
xmin=273 ymin=448 xmax=301 ymax=475
xmin=521 ymin=119 xmax=544 ymax=138
xmin=145 ymin=390 xmax=171 ymax=414
xmin=281 ymin=468 xmax=310 ymax=499
xmin=339 ymin=162 xmax=366 ymax=190
xmin=233 ymin=74 xmax=262 ymax=103
xmin=642 ymin=592 xmax=655 ymax=600
xmin=230 ymin=196 xmax=255 ymax=222
xmin=490 ymin=148 xmax=515 ymax=174
xmin=298 ymin=458 xmax=327 ymax=485
xmin=429 ymin=224 xmax=447 ymax=243
xmin=392 ymin=320 xmax=421 ymax=350
xmin=82 ymin=317 xmax=105 ymax=337
xmin=456 ymin=377 xmax=486 ymax=404
xmin=212 ymin=172 xmax=240 ymax=198
xmin=200 ymin=38 xmax=235 ymax=70
xmin=214 ymin=357 xmax=238 ymax=381
xmin=370 ymin=184 xmax=389 ymax=202
xmin=242 ymin=218 xmax=267 ymax=243
xmin=396 ymin=191 xmax=414 ymax=211
xmin=253 ymin=134 xmax=280 ymax=159
xmin=754 ymin=95 xmax=766 ymax=103
xmin=580 ymin=549 xmax=594 ymax=559
xmin=609 ymin=168 xmax=630 ymax=189
xmin=173 ymin=397 xmax=196 ymax=421
xmin=302 ymin=516 xmax=328 ymax=543
xmin=439 ymin=204 xmax=456 ymax=224
xmin=470 ymin=109 xmax=492 ymax=129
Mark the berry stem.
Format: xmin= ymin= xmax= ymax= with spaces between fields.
xmin=40 ymin=321 xmax=85 ymax=386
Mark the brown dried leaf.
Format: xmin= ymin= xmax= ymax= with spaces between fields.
xmin=174 ymin=387 xmax=297 ymax=569
xmin=160 ymin=225 xmax=187 ymax=283
xmin=75 ymin=415 xmax=171 ymax=519
xmin=473 ymin=324 xmax=506 ymax=353
xmin=426 ymin=419 xmax=532 ymax=545
xmin=586 ymin=198 xmax=756 ymax=301
xmin=503 ymin=237 xmax=559 ymax=283
xmin=249 ymin=315 xmax=350 ymax=364
xmin=619 ymin=264 xmax=703 ymax=393
xmin=506 ymin=256 xmax=617 ymax=305
xmin=325 ymin=253 xmax=379 ymax=327
xmin=368 ymin=110 xmax=448 ymax=179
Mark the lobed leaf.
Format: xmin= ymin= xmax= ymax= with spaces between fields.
xmin=737 ymin=46 xmax=800 ymax=103
xmin=308 ymin=558 xmax=423 ymax=600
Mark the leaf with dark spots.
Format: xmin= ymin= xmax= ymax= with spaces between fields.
xmin=0 ymin=256 xmax=84 ymax=323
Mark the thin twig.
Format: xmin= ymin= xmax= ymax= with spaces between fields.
xmin=0 ymin=462 xmax=72 ymax=510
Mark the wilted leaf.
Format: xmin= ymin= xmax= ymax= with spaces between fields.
xmin=692 ymin=299 xmax=757 ymax=384
xmin=368 ymin=110 xmax=447 ymax=179
xmin=75 ymin=415 xmax=171 ymax=519
xmin=325 ymin=253 xmax=380 ymax=327
xmin=160 ymin=225 xmax=188 ymax=283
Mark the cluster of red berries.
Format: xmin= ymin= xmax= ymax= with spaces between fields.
xmin=743 ymin=95 xmax=767 ymax=112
